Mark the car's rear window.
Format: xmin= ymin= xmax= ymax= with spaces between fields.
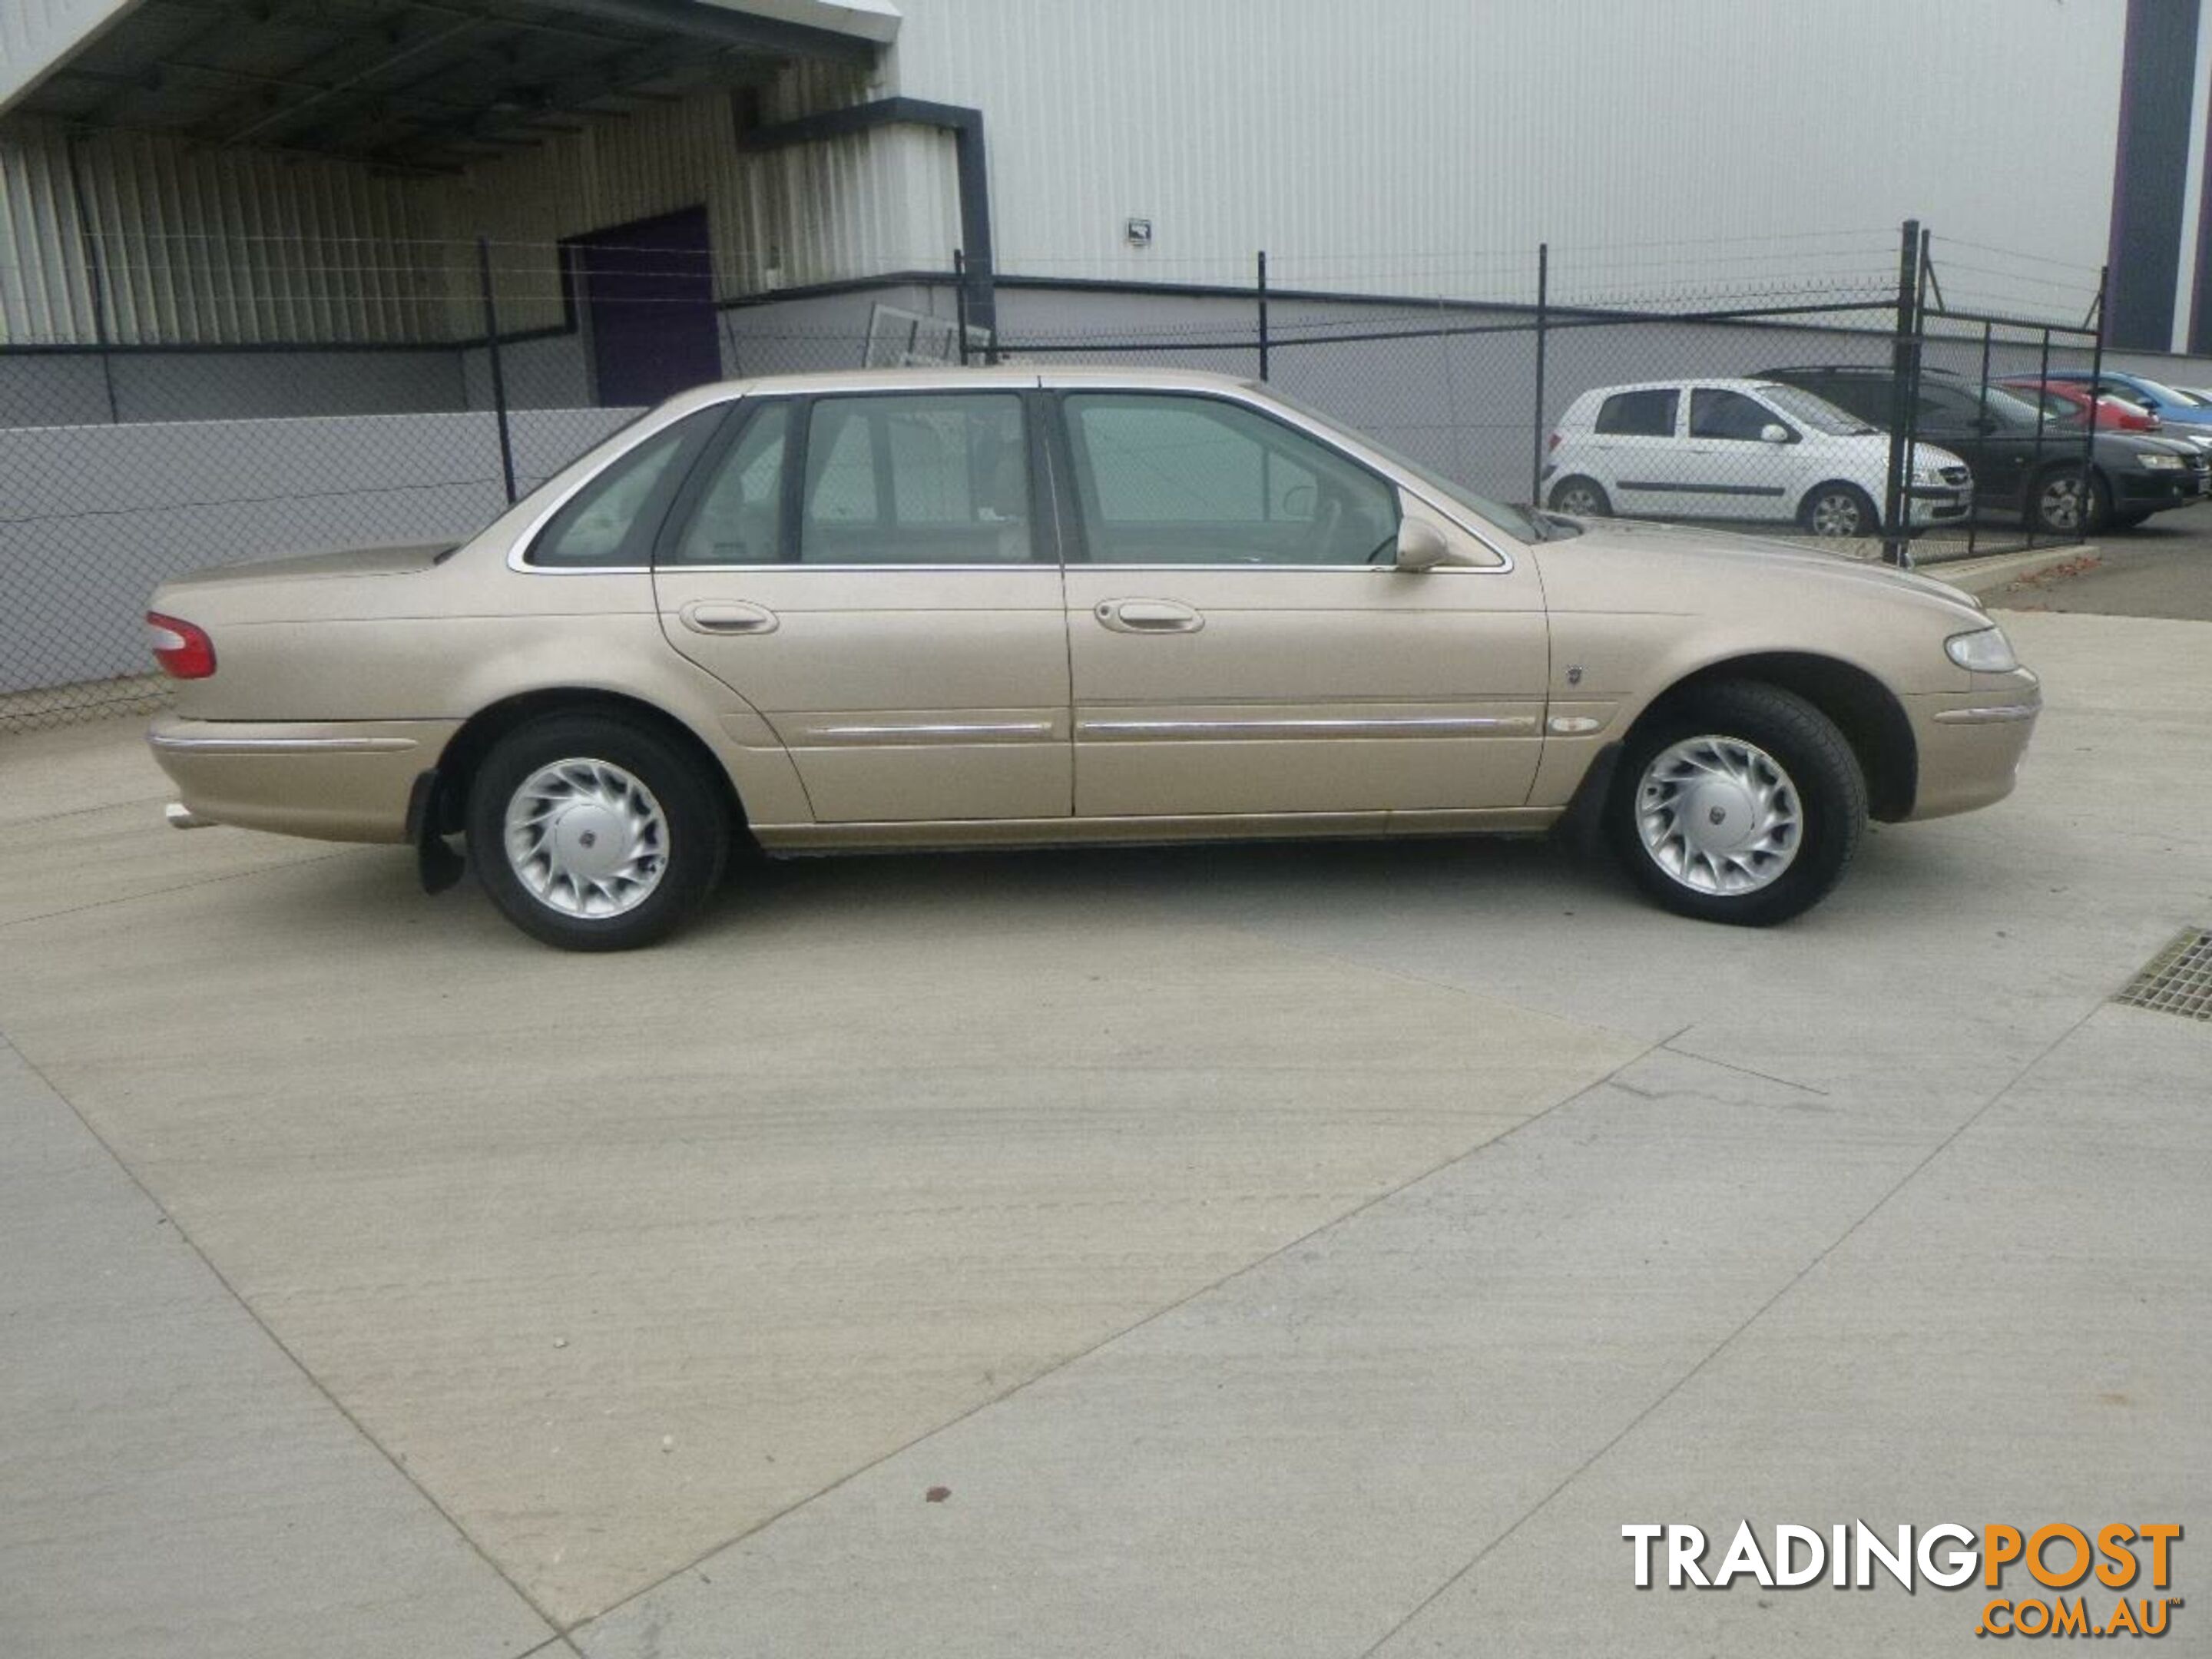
xmin=1594 ymin=389 xmax=1678 ymax=437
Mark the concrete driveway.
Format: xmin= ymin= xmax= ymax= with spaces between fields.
xmin=4 ymin=608 xmax=2208 ymax=1658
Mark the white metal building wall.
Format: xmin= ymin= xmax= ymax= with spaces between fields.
xmin=883 ymin=0 xmax=2126 ymax=314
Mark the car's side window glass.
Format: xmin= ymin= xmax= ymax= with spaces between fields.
xmin=665 ymin=402 xmax=788 ymax=565
xmin=799 ymin=393 xmax=1032 ymax=564
xmin=1690 ymin=389 xmax=1782 ymax=441
xmin=1594 ymin=389 xmax=1679 ymax=437
xmin=528 ymin=411 xmax=717 ymax=568
xmin=1915 ymin=386 xmax=1978 ymax=433
xmin=1061 ymin=393 xmax=1399 ymax=565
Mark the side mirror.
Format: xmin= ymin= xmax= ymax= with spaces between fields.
xmin=1759 ymin=423 xmax=1792 ymax=445
xmin=1395 ymin=518 xmax=1451 ymax=571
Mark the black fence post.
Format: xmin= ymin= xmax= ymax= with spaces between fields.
xmin=477 ymin=237 xmax=517 ymax=506
xmin=954 ymin=249 xmax=970 ymax=366
xmin=1971 ymin=318 xmax=1993 ymax=559
xmin=2082 ymin=265 xmax=2108 ymax=548
xmin=1257 ymin=250 xmax=1270 ymax=382
xmin=1530 ymin=241 xmax=1549 ymax=512
xmin=2027 ymin=326 xmax=2052 ymax=546
xmin=1882 ymin=218 xmax=1921 ymax=567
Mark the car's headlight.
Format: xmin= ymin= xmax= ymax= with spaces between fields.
xmin=1945 ymin=625 xmax=2018 ymax=672
xmin=2140 ymin=452 xmax=2186 ymax=471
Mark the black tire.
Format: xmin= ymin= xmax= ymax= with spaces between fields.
xmin=1548 ymin=476 xmax=1611 ymax=516
xmin=1798 ymin=482 xmax=1878 ymax=538
xmin=2028 ymin=466 xmax=2108 ymax=537
xmin=1608 ymin=682 xmax=1866 ymax=927
xmin=467 ymin=712 xmax=730 ymax=951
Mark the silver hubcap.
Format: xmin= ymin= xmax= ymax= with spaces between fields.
xmin=1635 ymin=735 xmax=1803 ymax=896
xmin=2040 ymin=475 xmax=2082 ymax=531
xmin=1808 ymin=492 xmax=1863 ymax=536
xmin=503 ymin=758 xmax=669 ymax=919
xmin=1558 ymin=484 xmax=1602 ymax=515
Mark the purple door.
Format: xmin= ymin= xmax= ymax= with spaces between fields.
xmin=567 ymin=207 xmax=719 ymax=407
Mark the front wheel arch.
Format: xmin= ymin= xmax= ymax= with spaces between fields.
xmin=1626 ymin=652 xmax=1916 ymax=822
xmin=431 ymin=688 xmax=750 ymax=846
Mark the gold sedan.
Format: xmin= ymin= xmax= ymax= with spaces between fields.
xmin=146 ymin=368 xmax=2040 ymax=949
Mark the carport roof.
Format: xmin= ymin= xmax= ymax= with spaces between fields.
xmin=0 ymin=0 xmax=897 ymax=174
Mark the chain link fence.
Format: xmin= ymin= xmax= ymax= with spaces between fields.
xmin=5 ymin=221 xmax=2173 ymax=736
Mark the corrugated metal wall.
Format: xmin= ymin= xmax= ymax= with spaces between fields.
xmin=419 ymin=64 xmax=959 ymax=336
xmin=0 ymin=119 xmax=445 ymax=345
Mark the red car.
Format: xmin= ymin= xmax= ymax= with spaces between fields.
xmin=1997 ymin=377 xmax=2161 ymax=432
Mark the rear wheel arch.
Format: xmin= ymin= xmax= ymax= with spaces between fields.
xmin=1628 ymin=652 xmax=1916 ymax=822
xmin=430 ymin=689 xmax=749 ymax=843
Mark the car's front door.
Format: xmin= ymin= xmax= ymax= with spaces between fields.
xmin=1676 ymin=386 xmax=1800 ymax=522
xmin=1051 ymin=389 xmax=1548 ymax=821
xmin=653 ymin=386 xmax=1071 ymax=824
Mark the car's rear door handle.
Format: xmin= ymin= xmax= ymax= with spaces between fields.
xmin=1095 ymin=598 xmax=1203 ymax=634
xmin=681 ymin=600 xmax=778 ymax=636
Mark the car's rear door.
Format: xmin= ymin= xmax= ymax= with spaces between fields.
xmin=1049 ymin=386 xmax=1548 ymax=821
xmin=652 ymin=382 xmax=1071 ymax=825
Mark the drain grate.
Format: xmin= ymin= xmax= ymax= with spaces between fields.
xmin=2114 ymin=928 xmax=2212 ymax=1022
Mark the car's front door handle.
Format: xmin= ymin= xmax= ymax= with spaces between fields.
xmin=681 ymin=600 xmax=779 ymax=636
xmin=1095 ymin=598 xmax=1203 ymax=634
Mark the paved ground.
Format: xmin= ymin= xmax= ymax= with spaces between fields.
xmin=1989 ymin=499 xmax=2212 ymax=620
xmin=4 ymin=608 xmax=2209 ymax=1657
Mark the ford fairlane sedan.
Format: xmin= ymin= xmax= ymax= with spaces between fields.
xmin=146 ymin=367 xmax=2040 ymax=949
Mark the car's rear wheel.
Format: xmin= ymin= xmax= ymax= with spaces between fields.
xmin=468 ymin=713 xmax=729 ymax=950
xmin=1548 ymin=476 xmax=1611 ymax=516
xmin=2028 ymin=466 xmax=2108 ymax=536
xmin=1799 ymin=482 xmax=1878 ymax=538
xmin=1609 ymin=682 xmax=1866 ymax=926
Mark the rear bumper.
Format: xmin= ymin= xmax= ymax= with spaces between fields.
xmin=147 ymin=716 xmax=462 ymax=843
xmin=1899 ymin=673 xmax=2041 ymax=820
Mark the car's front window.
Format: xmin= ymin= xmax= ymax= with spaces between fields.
xmin=1063 ymin=392 xmax=1400 ymax=565
xmin=1252 ymin=386 xmax=1541 ymax=542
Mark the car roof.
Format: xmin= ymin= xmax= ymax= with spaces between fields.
xmin=659 ymin=364 xmax=1266 ymax=410
xmin=1567 ymin=376 xmax=1787 ymax=398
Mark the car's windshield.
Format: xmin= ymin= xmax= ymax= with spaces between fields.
xmin=2120 ymin=376 xmax=2192 ymax=406
xmin=1253 ymin=385 xmax=1554 ymax=541
xmin=1757 ymin=383 xmax=1876 ymax=435
xmin=2154 ymin=382 xmax=2212 ymax=408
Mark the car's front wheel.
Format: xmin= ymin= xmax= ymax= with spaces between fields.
xmin=1799 ymin=482 xmax=1878 ymax=538
xmin=1608 ymin=682 xmax=1866 ymax=926
xmin=2028 ymin=466 xmax=2108 ymax=536
xmin=468 ymin=713 xmax=730 ymax=950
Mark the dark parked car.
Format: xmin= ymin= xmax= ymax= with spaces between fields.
xmin=1759 ymin=366 xmax=2209 ymax=533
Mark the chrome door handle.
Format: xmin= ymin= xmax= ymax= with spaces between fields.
xmin=1096 ymin=599 xmax=1203 ymax=634
xmin=681 ymin=600 xmax=778 ymax=636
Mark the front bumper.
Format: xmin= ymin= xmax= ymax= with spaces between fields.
xmin=148 ymin=716 xmax=462 ymax=843
xmin=2111 ymin=463 xmax=2210 ymax=509
xmin=1900 ymin=671 xmax=2041 ymax=820
xmin=1906 ymin=485 xmax=1972 ymax=524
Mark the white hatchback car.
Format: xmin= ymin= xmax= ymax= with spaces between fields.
xmin=1545 ymin=378 xmax=1972 ymax=538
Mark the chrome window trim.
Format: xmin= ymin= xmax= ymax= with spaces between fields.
xmin=508 ymin=378 xmax=1522 ymax=575
xmin=804 ymin=720 xmax=1057 ymax=742
xmin=508 ymin=393 xmax=747 ymax=575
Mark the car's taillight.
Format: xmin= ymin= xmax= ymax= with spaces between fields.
xmin=147 ymin=611 xmax=216 ymax=679
xmin=1546 ymin=431 xmax=1561 ymax=452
